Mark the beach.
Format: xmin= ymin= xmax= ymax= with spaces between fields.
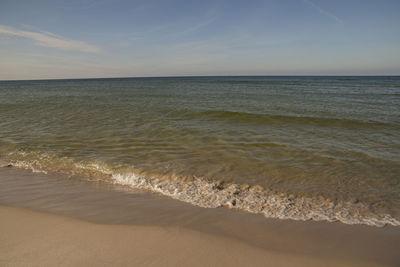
xmin=1 ymin=0 xmax=399 ymax=265
xmin=1 ymin=76 xmax=399 ymax=266
xmin=1 ymin=167 xmax=400 ymax=266
xmin=2 ymin=205 xmax=395 ymax=267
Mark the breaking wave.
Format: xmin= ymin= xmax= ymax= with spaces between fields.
xmin=2 ymin=151 xmax=399 ymax=228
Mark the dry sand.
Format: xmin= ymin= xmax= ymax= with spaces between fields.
xmin=0 ymin=205 xmax=387 ymax=267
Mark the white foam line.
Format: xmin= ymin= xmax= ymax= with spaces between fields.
xmin=111 ymin=172 xmax=400 ymax=227
xmin=5 ymin=157 xmax=400 ymax=227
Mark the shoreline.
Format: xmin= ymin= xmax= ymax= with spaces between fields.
xmin=3 ymin=160 xmax=398 ymax=227
xmin=1 ymin=167 xmax=400 ymax=266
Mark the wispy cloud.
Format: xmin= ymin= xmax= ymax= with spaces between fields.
xmin=0 ymin=24 xmax=102 ymax=53
xmin=303 ymin=0 xmax=343 ymax=23
xmin=176 ymin=17 xmax=217 ymax=36
xmin=57 ymin=0 xmax=99 ymax=10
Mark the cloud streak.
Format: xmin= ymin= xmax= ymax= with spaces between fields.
xmin=303 ymin=0 xmax=343 ymax=23
xmin=0 ymin=25 xmax=101 ymax=53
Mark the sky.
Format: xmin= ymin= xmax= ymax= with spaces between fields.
xmin=0 ymin=0 xmax=399 ymax=80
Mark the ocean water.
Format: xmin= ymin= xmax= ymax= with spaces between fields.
xmin=0 ymin=76 xmax=399 ymax=226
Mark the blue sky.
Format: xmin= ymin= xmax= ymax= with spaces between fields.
xmin=0 ymin=0 xmax=399 ymax=79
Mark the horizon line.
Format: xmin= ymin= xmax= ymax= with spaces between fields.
xmin=1 ymin=74 xmax=399 ymax=82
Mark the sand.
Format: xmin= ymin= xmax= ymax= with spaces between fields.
xmin=0 ymin=205 xmax=388 ymax=267
xmin=1 ymin=167 xmax=400 ymax=266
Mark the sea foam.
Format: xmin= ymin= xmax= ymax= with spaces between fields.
xmin=110 ymin=171 xmax=400 ymax=227
xmin=6 ymin=155 xmax=399 ymax=227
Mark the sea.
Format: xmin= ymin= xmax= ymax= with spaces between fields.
xmin=0 ymin=76 xmax=399 ymax=227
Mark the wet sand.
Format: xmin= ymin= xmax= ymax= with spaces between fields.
xmin=1 ymin=167 xmax=400 ymax=266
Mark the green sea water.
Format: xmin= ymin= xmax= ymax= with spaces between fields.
xmin=0 ymin=76 xmax=399 ymax=226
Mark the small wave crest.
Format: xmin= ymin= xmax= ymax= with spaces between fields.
xmin=111 ymin=172 xmax=400 ymax=227
xmin=3 ymin=152 xmax=400 ymax=227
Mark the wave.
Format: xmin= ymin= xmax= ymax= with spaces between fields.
xmin=335 ymin=78 xmax=361 ymax=81
xmin=190 ymin=110 xmax=394 ymax=128
xmin=2 ymin=151 xmax=399 ymax=228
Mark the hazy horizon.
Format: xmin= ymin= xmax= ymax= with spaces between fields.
xmin=1 ymin=0 xmax=399 ymax=80
xmin=2 ymin=74 xmax=400 ymax=82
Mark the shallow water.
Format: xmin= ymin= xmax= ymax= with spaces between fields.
xmin=0 ymin=76 xmax=399 ymax=226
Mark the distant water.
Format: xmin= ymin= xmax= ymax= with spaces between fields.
xmin=1 ymin=76 xmax=399 ymax=227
